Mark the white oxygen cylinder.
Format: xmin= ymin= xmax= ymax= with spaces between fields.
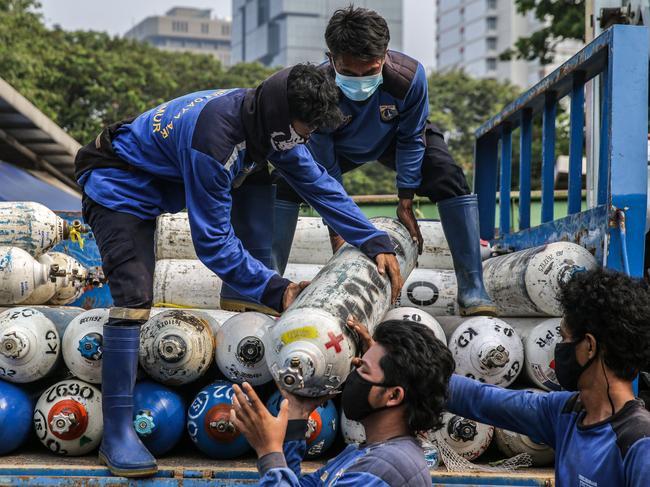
xmin=382 ymin=307 xmax=446 ymax=343
xmin=482 ymin=242 xmax=597 ymax=316
xmin=153 ymin=259 xmax=222 ymax=308
xmin=215 ymin=312 xmax=274 ymax=386
xmin=62 ymin=308 xmax=109 ymax=384
xmin=436 ymin=412 xmax=494 ymax=461
xmin=139 ymin=309 xmax=216 ymax=385
xmin=0 ymin=247 xmax=54 ymax=305
xmin=0 ymin=202 xmax=85 ymax=255
xmin=48 ymin=252 xmax=88 ymax=305
xmin=33 ymin=379 xmax=103 ymax=456
xmin=507 ymin=318 xmax=562 ymax=391
xmin=0 ymin=306 xmax=81 ymax=383
xmin=445 ymin=316 xmax=524 ymax=387
xmin=340 ymin=410 xmax=366 ymax=445
xmin=265 ymin=217 xmax=418 ymax=397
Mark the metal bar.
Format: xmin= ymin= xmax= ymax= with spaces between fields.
xmin=474 ymin=134 xmax=499 ymax=240
xmin=541 ymin=94 xmax=557 ymax=223
xmin=518 ymin=109 xmax=533 ymax=230
xmin=499 ymin=125 xmax=512 ymax=234
xmin=597 ymin=63 xmax=611 ymax=205
xmin=605 ymin=26 xmax=649 ymax=277
xmin=568 ymin=72 xmax=585 ymax=214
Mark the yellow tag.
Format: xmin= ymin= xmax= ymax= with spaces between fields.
xmin=153 ymin=302 xmax=192 ymax=308
xmin=281 ymin=326 xmax=319 ymax=344
xmin=69 ymin=228 xmax=85 ymax=250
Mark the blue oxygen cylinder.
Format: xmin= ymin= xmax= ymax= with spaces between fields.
xmin=133 ymin=381 xmax=186 ymax=456
xmin=186 ymin=381 xmax=251 ymax=459
xmin=266 ymin=389 xmax=338 ymax=458
xmin=0 ymin=379 xmax=32 ymax=455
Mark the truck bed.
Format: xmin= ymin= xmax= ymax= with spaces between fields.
xmin=0 ymin=449 xmax=554 ymax=486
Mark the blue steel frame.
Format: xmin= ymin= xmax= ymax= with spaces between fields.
xmin=474 ymin=25 xmax=649 ymax=277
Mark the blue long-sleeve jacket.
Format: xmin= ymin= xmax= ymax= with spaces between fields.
xmin=447 ymin=375 xmax=650 ymax=487
xmin=78 ymin=89 xmax=393 ymax=311
xmin=308 ymin=51 xmax=428 ymax=194
xmin=257 ymin=427 xmax=430 ymax=487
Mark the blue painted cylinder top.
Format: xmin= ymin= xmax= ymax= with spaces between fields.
xmin=0 ymin=379 xmax=33 ymax=455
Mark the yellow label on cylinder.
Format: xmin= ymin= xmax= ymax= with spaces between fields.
xmin=281 ymin=326 xmax=319 ymax=344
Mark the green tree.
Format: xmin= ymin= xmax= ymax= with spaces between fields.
xmin=501 ymin=0 xmax=585 ymax=64
xmin=0 ymin=0 xmax=275 ymax=143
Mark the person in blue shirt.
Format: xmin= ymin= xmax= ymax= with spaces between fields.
xmin=447 ymin=268 xmax=650 ymax=486
xmin=74 ymin=64 xmax=402 ymax=477
xmin=271 ymin=6 xmax=496 ymax=317
xmin=230 ymin=318 xmax=455 ymax=486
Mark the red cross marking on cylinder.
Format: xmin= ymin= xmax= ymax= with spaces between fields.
xmin=325 ymin=332 xmax=344 ymax=353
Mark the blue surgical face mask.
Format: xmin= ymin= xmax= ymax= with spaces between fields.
xmin=334 ymin=67 xmax=383 ymax=102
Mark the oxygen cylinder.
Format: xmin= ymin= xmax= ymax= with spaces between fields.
xmin=436 ymin=412 xmax=494 ymax=461
xmin=0 ymin=202 xmax=87 ymax=256
xmin=20 ymin=252 xmax=57 ymax=305
xmin=340 ymin=410 xmax=366 ymax=445
xmin=186 ymin=380 xmax=251 ymax=458
xmin=494 ymin=388 xmax=554 ymax=466
xmin=286 ymin=264 xmax=460 ymax=317
xmin=62 ymin=308 xmax=109 ymax=384
xmin=153 ymin=259 xmax=222 ymax=308
xmin=155 ymin=213 xmax=491 ymax=269
xmin=446 ymin=317 xmax=524 ymax=387
xmin=265 ymin=217 xmax=418 ymax=397
xmin=0 ymin=246 xmax=58 ymax=305
xmin=483 ymin=242 xmax=597 ymax=316
xmin=0 ymin=380 xmax=33 ymax=455
xmin=47 ymin=252 xmax=88 ymax=305
xmin=139 ymin=309 xmax=216 ymax=385
xmin=0 ymin=306 xmax=81 ymax=383
xmin=266 ymin=390 xmax=338 ymax=458
xmin=507 ymin=318 xmax=562 ymax=391
xmin=382 ymin=307 xmax=446 ymax=343
xmin=133 ymin=380 xmax=186 ymax=456
xmin=33 ymin=379 xmax=103 ymax=456
xmin=215 ymin=312 xmax=274 ymax=386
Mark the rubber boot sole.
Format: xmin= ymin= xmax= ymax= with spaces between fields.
xmin=220 ymin=298 xmax=280 ymax=316
xmin=99 ymin=451 xmax=158 ymax=478
xmin=459 ymin=304 xmax=498 ymax=317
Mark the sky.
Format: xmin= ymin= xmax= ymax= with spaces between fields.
xmin=38 ymin=0 xmax=435 ymax=69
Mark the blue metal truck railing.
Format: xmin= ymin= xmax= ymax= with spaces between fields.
xmin=474 ymin=25 xmax=649 ymax=277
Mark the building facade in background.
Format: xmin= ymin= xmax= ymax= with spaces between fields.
xmin=231 ymin=0 xmax=403 ymax=67
xmin=436 ymin=0 xmax=583 ymax=88
xmin=125 ymin=7 xmax=232 ymax=66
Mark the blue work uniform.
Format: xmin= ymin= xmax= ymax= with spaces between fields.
xmin=447 ymin=374 xmax=650 ymax=487
xmin=77 ymin=88 xmax=393 ymax=311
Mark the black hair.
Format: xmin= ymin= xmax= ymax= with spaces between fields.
xmin=560 ymin=267 xmax=650 ymax=380
xmin=325 ymin=5 xmax=390 ymax=61
xmin=373 ymin=319 xmax=455 ymax=433
xmin=287 ymin=63 xmax=343 ymax=130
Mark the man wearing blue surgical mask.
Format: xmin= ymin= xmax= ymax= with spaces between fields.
xmin=272 ymin=5 xmax=496 ymax=317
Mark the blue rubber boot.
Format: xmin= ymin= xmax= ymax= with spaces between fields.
xmin=98 ymin=321 xmax=157 ymax=477
xmin=437 ymin=194 xmax=497 ymax=316
xmin=220 ymin=184 xmax=280 ymax=315
xmin=271 ymin=199 xmax=300 ymax=276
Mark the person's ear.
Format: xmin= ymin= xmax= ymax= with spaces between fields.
xmin=385 ymin=386 xmax=405 ymax=407
xmin=584 ymin=333 xmax=598 ymax=360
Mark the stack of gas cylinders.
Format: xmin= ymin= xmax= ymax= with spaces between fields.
xmin=0 ymin=203 xmax=597 ymax=468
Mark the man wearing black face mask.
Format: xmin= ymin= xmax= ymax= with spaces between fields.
xmin=446 ymin=268 xmax=650 ymax=487
xmin=231 ymin=319 xmax=455 ymax=487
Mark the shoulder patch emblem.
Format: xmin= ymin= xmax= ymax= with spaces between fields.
xmin=380 ymin=105 xmax=399 ymax=122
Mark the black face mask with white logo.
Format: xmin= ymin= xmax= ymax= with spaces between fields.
xmin=554 ymin=339 xmax=597 ymax=391
xmin=341 ymin=369 xmax=396 ymax=422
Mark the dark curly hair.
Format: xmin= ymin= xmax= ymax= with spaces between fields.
xmin=560 ymin=267 xmax=650 ymax=380
xmin=287 ymin=64 xmax=344 ymax=130
xmin=325 ymin=5 xmax=390 ymax=61
xmin=373 ymin=319 xmax=455 ymax=433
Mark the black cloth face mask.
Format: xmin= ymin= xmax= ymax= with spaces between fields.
xmin=554 ymin=338 xmax=597 ymax=391
xmin=342 ymin=369 xmax=396 ymax=422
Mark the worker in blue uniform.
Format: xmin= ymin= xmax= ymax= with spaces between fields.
xmin=231 ymin=318 xmax=455 ymax=486
xmin=74 ymin=64 xmax=402 ymax=477
xmin=447 ymin=268 xmax=650 ymax=486
xmin=271 ymin=6 xmax=496 ymax=317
